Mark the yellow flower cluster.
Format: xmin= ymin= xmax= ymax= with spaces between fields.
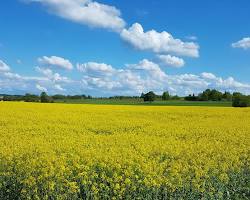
xmin=0 ymin=102 xmax=249 ymax=199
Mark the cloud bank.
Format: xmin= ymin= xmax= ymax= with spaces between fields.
xmin=1 ymin=57 xmax=250 ymax=96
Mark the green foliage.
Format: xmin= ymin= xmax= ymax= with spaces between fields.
xmin=2 ymin=95 xmax=24 ymax=101
xmin=140 ymin=93 xmax=145 ymax=99
xmin=162 ymin=91 xmax=170 ymax=100
xmin=232 ymin=93 xmax=250 ymax=107
xmin=143 ymin=91 xmax=156 ymax=102
xmin=24 ymin=93 xmax=40 ymax=102
xmin=185 ymin=89 xmax=232 ymax=102
xmin=185 ymin=94 xmax=200 ymax=101
xmin=52 ymin=94 xmax=93 ymax=100
xmin=40 ymin=92 xmax=53 ymax=103
xmin=199 ymin=89 xmax=223 ymax=101
xmin=222 ymin=91 xmax=233 ymax=101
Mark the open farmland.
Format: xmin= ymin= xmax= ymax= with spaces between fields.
xmin=0 ymin=102 xmax=249 ymax=199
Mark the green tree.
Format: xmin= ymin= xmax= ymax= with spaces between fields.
xmin=24 ymin=93 xmax=40 ymax=102
xmin=40 ymin=92 xmax=52 ymax=103
xmin=144 ymin=91 xmax=156 ymax=102
xmin=162 ymin=91 xmax=170 ymax=100
xmin=199 ymin=89 xmax=210 ymax=101
xmin=222 ymin=91 xmax=232 ymax=101
xmin=232 ymin=93 xmax=250 ymax=107
xmin=209 ymin=89 xmax=223 ymax=101
xmin=140 ymin=93 xmax=145 ymax=99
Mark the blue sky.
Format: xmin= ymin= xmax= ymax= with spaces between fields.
xmin=0 ymin=0 xmax=250 ymax=96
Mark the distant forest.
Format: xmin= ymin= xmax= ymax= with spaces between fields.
xmin=1 ymin=89 xmax=250 ymax=107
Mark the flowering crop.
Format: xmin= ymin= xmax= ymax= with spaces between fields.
xmin=0 ymin=102 xmax=249 ymax=199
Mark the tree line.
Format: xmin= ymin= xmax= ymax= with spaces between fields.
xmin=141 ymin=89 xmax=250 ymax=107
xmin=184 ymin=89 xmax=232 ymax=101
xmin=183 ymin=89 xmax=250 ymax=107
xmin=1 ymin=89 xmax=250 ymax=107
xmin=0 ymin=92 xmax=93 ymax=103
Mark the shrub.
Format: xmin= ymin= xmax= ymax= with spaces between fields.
xmin=232 ymin=93 xmax=250 ymax=107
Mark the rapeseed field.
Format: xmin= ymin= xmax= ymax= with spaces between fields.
xmin=0 ymin=102 xmax=249 ymax=199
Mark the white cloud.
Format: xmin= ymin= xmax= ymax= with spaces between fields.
xmin=120 ymin=23 xmax=199 ymax=57
xmin=201 ymin=72 xmax=217 ymax=80
xmin=127 ymin=59 xmax=160 ymax=71
xmin=36 ymin=67 xmax=71 ymax=83
xmin=77 ymin=59 xmax=250 ymax=96
xmin=157 ymin=55 xmax=185 ymax=68
xmin=0 ymin=60 xmax=11 ymax=72
xmin=77 ymin=62 xmax=115 ymax=75
xmin=2 ymin=72 xmax=22 ymax=80
xmin=126 ymin=59 xmax=166 ymax=80
xmin=0 ymin=62 xmax=74 ymax=94
xmin=25 ymin=0 xmax=126 ymax=32
xmin=232 ymin=37 xmax=250 ymax=49
xmin=1 ymin=58 xmax=250 ymax=96
xmin=78 ymin=61 xmax=146 ymax=93
xmin=38 ymin=56 xmax=73 ymax=70
xmin=201 ymin=72 xmax=250 ymax=92
xmin=36 ymin=84 xmax=48 ymax=92
xmin=54 ymin=84 xmax=66 ymax=91
xmin=23 ymin=1 xmax=200 ymax=60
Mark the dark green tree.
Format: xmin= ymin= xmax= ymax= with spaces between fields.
xmin=210 ymin=89 xmax=223 ymax=101
xmin=232 ymin=93 xmax=250 ymax=107
xmin=24 ymin=93 xmax=40 ymax=102
xmin=40 ymin=92 xmax=52 ymax=103
xmin=162 ymin=91 xmax=170 ymax=100
xmin=222 ymin=91 xmax=232 ymax=101
xmin=199 ymin=89 xmax=210 ymax=101
xmin=144 ymin=91 xmax=156 ymax=102
xmin=171 ymin=95 xmax=181 ymax=100
xmin=140 ymin=93 xmax=145 ymax=99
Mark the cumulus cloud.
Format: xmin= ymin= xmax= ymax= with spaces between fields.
xmin=127 ymin=59 xmax=160 ymax=71
xmin=2 ymin=72 xmax=22 ymax=80
xmin=201 ymin=72 xmax=217 ymax=80
xmin=156 ymin=55 xmax=185 ymax=68
xmin=36 ymin=67 xmax=71 ymax=83
xmin=25 ymin=0 xmax=126 ymax=32
xmin=201 ymin=72 xmax=250 ymax=92
xmin=77 ymin=59 xmax=250 ymax=96
xmin=0 ymin=70 xmax=49 ymax=94
xmin=54 ymin=84 xmax=66 ymax=91
xmin=23 ymin=1 xmax=200 ymax=60
xmin=38 ymin=56 xmax=73 ymax=70
xmin=77 ymin=62 xmax=115 ymax=76
xmin=232 ymin=37 xmax=250 ymax=49
xmin=126 ymin=59 xmax=166 ymax=80
xmin=1 ymin=58 xmax=250 ymax=96
xmin=120 ymin=23 xmax=199 ymax=57
xmin=0 ymin=61 xmax=74 ymax=94
xmin=0 ymin=60 xmax=11 ymax=72
xmin=78 ymin=61 xmax=146 ymax=93
xmin=36 ymin=84 xmax=48 ymax=92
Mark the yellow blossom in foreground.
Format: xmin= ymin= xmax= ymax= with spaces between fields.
xmin=0 ymin=102 xmax=249 ymax=199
